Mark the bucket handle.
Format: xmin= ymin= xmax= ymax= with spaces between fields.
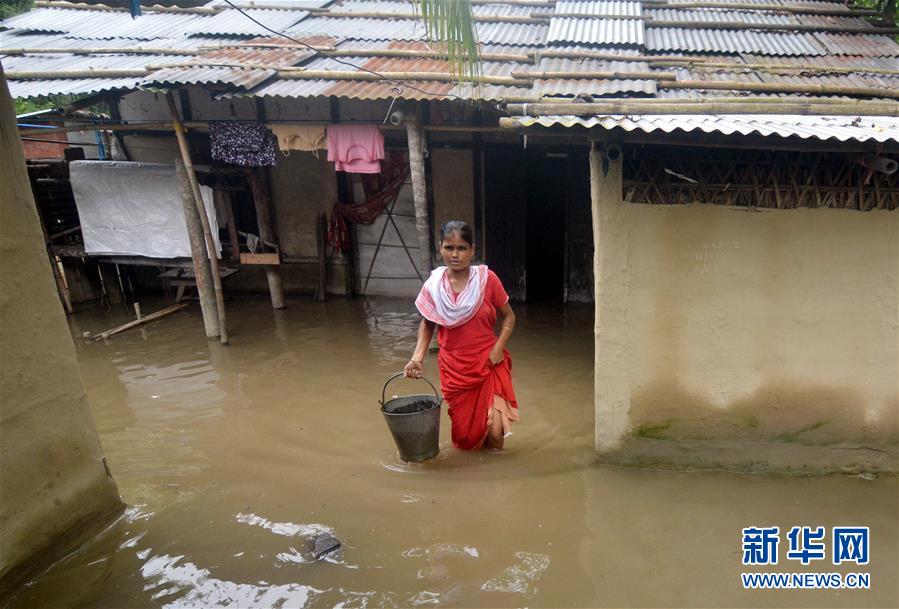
xmin=380 ymin=372 xmax=441 ymax=406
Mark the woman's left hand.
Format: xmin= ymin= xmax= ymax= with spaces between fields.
xmin=488 ymin=348 xmax=504 ymax=366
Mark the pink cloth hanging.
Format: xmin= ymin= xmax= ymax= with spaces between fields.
xmin=326 ymin=125 xmax=385 ymax=174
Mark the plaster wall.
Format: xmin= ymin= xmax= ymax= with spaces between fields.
xmin=594 ymin=148 xmax=899 ymax=451
xmin=0 ymin=76 xmax=122 ymax=590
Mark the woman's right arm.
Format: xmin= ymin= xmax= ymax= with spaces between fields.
xmin=404 ymin=318 xmax=435 ymax=378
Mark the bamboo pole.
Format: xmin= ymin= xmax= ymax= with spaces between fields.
xmin=34 ymin=1 xmax=222 ymax=14
xmin=511 ymin=70 xmax=679 ymax=80
xmin=276 ymin=70 xmax=532 ymax=86
xmin=88 ymin=303 xmax=187 ymax=341
xmin=500 ymin=102 xmax=899 ymax=121
xmin=249 ymin=171 xmax=286 ymax=310
xmin=649 ymin=60 xmax=899 ymax=77
xmin=5 ymin=69 xmax=150 ymax=79
xmin=2 ymin=47 xmax=197 ymax=56
xmin=406 ymin=117 xmax=432 ymax=276
xmin=642 ymin=2 xmax=880 ymax=17
xmin=165 ymin=92 xmax=229 ymax=345
xmin=647 ymin=21 xmax=899 ymax=34
xmin=317 ymin=10 xmax=548 ymax=23
xmin=657 ymin=80 xmax=899 ymax=99
xmin=529 ymin=49 xmax=711 ymax=63
xmin=176 ymin=159 xmax=220 ymax=339
xmin=471 ymin=0 xmax=554 ymax=6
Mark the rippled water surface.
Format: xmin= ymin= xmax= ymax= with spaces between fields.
xmin=9 ymin=297 xmax=898 ymax=608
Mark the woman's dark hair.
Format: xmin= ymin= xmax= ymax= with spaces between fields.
xmin=440 ymin=220 xmax=474 ymax=246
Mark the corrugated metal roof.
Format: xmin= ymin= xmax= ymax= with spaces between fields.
xmin=645 ymin=9 xmax=872 ymax=29
xmin=3 ymin=53 xmax=158 ymax=71
xmin=661 ymin=0 xmax=850 ymax=7
xmin=187 ymin=9 xmax=309 ymax=37
xmin=813 ymin=33 xmax=899 ymax=57
xmin=646 ymin=27 xmax=826 ymax=55
xmin=510 ymin=114 xmax=899 ymax=143
xmin=287 ymin=16 xmax=426 ymax=40
xmin=740 ymin=53 xmax=899 ymax=72
xmin=555 ymin=2 xmax=642 ymax=17
xmin=146 ymin=65 xmax=276 ymax=89
xmin=475 ymin=22 xmax=548 ymax=46
xmin=326 ymin=0 xmax=533 ymax=17
xmin=646 ymin=8 xmax=795 ymax=25
xmin=141 ymin=37 xmax=321 ymax=89
xmin=547 ymin=18 xmax=644 ymax=46
xmin=207 ymin=0 xmax=331 ymax=7
xmin=1 ymin=8 xmax=207 ymax=40
xmin=7 ymin=76 xmax=143 ymax=98
xmin=0 ymin=31 xmax=242 ymax=52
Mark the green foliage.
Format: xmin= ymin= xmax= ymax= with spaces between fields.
xmin=14 ymin=97 xmax=55 ymax=116
xmin=414 ymin=0 xmax=481 ymax=83
xmin=0 ymin=0 xmax=34 ymax=20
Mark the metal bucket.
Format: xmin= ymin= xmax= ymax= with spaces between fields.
xmin=380 ymin=373 xmax=442 ymax=463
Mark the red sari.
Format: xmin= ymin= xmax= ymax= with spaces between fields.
xmin=435 ymin=271 xmax=519 ymax=450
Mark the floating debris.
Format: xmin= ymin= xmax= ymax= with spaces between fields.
xmin=312 ymin=534 xmax=341 ymax=559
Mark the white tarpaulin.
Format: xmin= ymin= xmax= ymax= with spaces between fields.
xmin=70 ymin=161 xmax=221 ymax=258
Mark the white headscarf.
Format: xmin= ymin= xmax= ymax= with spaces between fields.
xmin=415 ymin=265 xmax=489 ymax=328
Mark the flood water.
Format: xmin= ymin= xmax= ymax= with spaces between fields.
xmin=9 ymin=297 xmax=898 ymax=608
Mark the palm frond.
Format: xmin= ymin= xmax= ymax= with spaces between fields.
xmin=415 ymin=0 xmax=482 ymax=83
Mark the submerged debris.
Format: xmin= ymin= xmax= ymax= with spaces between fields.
xmin=312 ymin=533 xmax=341 ymax=559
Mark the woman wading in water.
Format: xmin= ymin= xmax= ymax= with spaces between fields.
xmin=404 ymin=221 xmax=519 ymax=450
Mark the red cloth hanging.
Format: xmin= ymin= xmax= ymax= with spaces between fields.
xmin=327 ymin=152 xmax=408 ymax=253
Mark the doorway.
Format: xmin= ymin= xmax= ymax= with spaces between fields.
xmin=525 ymin=150 xmax=567 ymax=302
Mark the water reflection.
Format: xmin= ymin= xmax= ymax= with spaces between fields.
xmin=7 ymin=298 xmax=896 ymax=609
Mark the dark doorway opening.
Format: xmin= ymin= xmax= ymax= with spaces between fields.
xmin=525 ymin=151 xmax=567 ymax=302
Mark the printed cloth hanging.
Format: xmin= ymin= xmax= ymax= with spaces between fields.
xmin=327 ymin=124 xmax=385 ymax=173
xmin=271 ymin=125 xmax=327 ymax=156
xmin=209 ymin=121 xmax=277 ymax=167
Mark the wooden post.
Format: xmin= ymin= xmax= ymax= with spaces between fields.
xmin=218 ymin=189 xmax=241 ymax=259
xmin=165 ymin=92 xmax=228 ymax=344
xmin=315 ymin=212 xmax=328 ymax=302
xmin=249 ymin=171 xmax=286 ymax=309
xmin=406 ymin=116 xmax=432 ymax=275
xmin=589 ymin=140 xmax=630 ymax=453
xmin=175 ymin=159 xmax=220 ymax=339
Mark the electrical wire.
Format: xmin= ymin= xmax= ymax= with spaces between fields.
xmin=219 ymin=0 xmax=469 ymax=102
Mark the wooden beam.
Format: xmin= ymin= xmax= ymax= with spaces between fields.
xmin=249 ymin=171 xmax=286 ymax=310
xmin=88 ymin=303 xmax=187 ymax=341
xmin=165 ymin=92 xmax=229 ymax=345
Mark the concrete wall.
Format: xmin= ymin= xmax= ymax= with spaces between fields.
xmin=0 ymin=75 xmax=122 ymax=591
xmin=592 ymin=148 xmax=899 ymax=457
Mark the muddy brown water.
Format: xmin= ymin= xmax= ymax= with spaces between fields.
xmin=8 ymin=297 xmax=897 ymax=608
